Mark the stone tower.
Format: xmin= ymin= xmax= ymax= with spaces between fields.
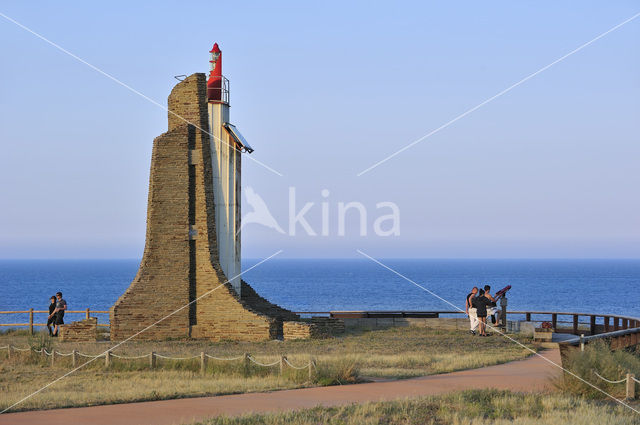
xmin=109 ymin=45 xmax=332 ymax=341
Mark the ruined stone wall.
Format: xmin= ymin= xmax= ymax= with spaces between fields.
xmin=60 ymin=317 xmax=98 ymax=342
xmin=110 ymin=125 xmax=192 ymax=340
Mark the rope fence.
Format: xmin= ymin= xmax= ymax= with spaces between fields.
xmin=592 ymin=369 xmax=637 ymax=400
xmin=1 ymin=344 xmax=316 ymax=379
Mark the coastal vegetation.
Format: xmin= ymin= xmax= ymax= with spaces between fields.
xmin=190 ymin=389 xmax=639 ymax=425
xmin=0 ymin=326 xmax=534 ymax=411
xmin=555 ymin=340 xmax=640 ymax=399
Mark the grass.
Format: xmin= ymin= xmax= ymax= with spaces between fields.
xmin=555 ymin=340 xmax=640 ymax=399
xmin=0 ymin=326 xmax=535 ymax=412
xmin=190 ymin=389 xmax=640 ymax=425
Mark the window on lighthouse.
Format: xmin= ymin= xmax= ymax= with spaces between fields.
xmin=210 ymin=52 xmax=220 ymax=70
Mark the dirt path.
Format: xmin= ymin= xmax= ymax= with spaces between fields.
xmin=0 ymin=349 xmax=561 ymax=425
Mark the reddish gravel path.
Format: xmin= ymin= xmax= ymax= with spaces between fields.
xmin=0 ymin=349 xmax=561 ymax=425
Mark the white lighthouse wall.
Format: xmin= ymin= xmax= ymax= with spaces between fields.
xmin=208 ymin=103 xmax=241 ymax=295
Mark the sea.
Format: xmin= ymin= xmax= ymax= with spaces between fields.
xmin=1 ymin=259 xmax=639 ymax=325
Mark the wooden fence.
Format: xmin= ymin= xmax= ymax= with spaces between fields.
xmin=0 ymin=308 xmax=109 ymax=334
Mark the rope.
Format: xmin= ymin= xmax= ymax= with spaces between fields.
xmin=632 ymin=376 xmax=640 ymax=384
xmin=1 ymin=344 xmax=315 ymax=371
xmin=109 ymin=353 xmax=150 ymax=360
xmin=10 ymin=346 xmax=31 ymax=352
xmin=205 ymin=354 xmax=245 ymax=361
xmin=155 ymin=354 xmax=200 ymax=360
xmin=593 ymin=371 xmax=627 ymax=384
xmin=283 ymin=357 xmax=311 ymax=370
xmin=247 ymin=356 xmax=280 ymax=367
xmin=76 ymin=352 xmax=103 ymax=358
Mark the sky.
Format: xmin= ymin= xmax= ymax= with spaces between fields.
xmin=0 ymin=1 xmax=638 ymax=259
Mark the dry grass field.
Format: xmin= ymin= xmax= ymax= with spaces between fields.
xmin=192 ymin=390 xmax=640 ymax=425
xmin=0 ymin=326 xmax=535 ymax=412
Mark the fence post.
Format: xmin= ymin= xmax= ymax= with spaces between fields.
xmin=243 ymin=353 xmax=250 ymax=376
xmin=51 ymin=350 xmax=56 ymax=367
xmin=29 ymin=308 xmax=34 ymax=335
xmin=200 ymin=352 xmax=207 ymax=375
xmin=280 ymin=356 xmax=286 ymax=375
xmin=41 ymin=347 xmax=46 ymax=361
xmin=500 ymin=297 xmax=507 ymax=329
xmin=525 ymin=312 xmax=531 ymax=322
xmin=309 ymin=357 xmax=315 ymax=381
xmin=85 ymin=308 xmax=90 ymax=320
xmin=626 ymin=373 xmax=635 ymax=400
xmin=573 ymin=315 xmax=579 ymax=334
xmin=150 ymin=352 xmax=156 ymax=369
xmin=551 ymin=313 xmax=557 ymax=330
xmin=7 ymin=345 xmax=10 ymax=360
xmin=590 ymin=315 xmax=596 ymax=335
xmin=72 ymin=349 xmax=77 ymax=367
xmin=580 ymin=334 xmax=585 ymax=352
xmin=105 ymin=350 xmax=111 ymax=367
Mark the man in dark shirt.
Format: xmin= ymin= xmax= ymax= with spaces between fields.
xmin=473 ymin=289 xmax=490 ymax=336
xmin=46 ymin=296 xmax=56 ymax=336
xmin=49 ymin=291 xmax=67 ymax=337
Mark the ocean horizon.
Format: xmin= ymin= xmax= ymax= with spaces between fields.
xmin=1 ymin=258 xmax=639 ymax=326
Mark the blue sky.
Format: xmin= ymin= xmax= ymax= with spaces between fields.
xmin=0 ymin=1 xmax=638 ymax=259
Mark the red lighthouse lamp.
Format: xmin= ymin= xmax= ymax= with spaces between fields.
xmin=207 ymin=43 xmax=223 ymax=102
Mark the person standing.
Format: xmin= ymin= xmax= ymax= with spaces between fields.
xmin=49 ymin=292 xmax=67 ymax=337
xmin=473 ymin=289 xmax=489 ymax=336
xmin=465 ymin=287 xmax=478 ymax=335
xmin=46 ymin=296 xmax=56 ymax=336
xmin=484 ymin=285 xmax=499 ymax=325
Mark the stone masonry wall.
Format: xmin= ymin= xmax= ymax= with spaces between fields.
xmin=110 ymin=125 xmax=192 ymax=340
xmin=60 ymin=317 xmax=98 ymax=342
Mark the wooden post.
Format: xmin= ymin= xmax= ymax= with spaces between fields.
xmin=626 ymin=373 xmax=635 ymax=400
xmin=280 ymin=356 xmax=286 ymax=375
xmin=551 ymin=313 xmax=557 ymax=330
xmin=150 ymin=352 xmax=156 ymax=369
xmin=72 ymin=349 xmax=77 ymax=367
xmin=590 ymin=315 xmax=596 ymax=335
xmin=580 ymin=334 xmax=585 ymax=352
xmin=29 ymin=308 xmax=34 ymax=335
xmin=243 ymin=353 xmax=250 ymax=376
xmin=105 ymin=350 xmax=111 ymax=367
xmin=573 ymin=315 xmax=579 ymax=335
xmin=85 ymin=308 xmax=90 ymax=320
xmin=41 ymin=347 xmax=46 ymax=361
xmin=604 ymin=316 xmax=610 ymax=332
xmin=51 ymin=350 xmax=56 ymax=367
xmin=525 ymin=312 xmax=531 ymax=322
xmin=309 ymin=357 xmax=315 ymax=381
xmin=500 ymin=297 xmax=507 ymax=329
xmin=7 ymin=345 xmax=10 ymax=360
xmin=623 ymin=319 xmax=629 ymax=330
xmin=200 ymin=352 xmax=207 ymax=375
xmin=614 ymin=317 xmax=620 ymax=331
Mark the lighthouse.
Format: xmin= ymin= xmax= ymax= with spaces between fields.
xmin=111 ymin=43 xmax=342 ymax=342
xmin=207 ymin=43 xmax=250 ymax=296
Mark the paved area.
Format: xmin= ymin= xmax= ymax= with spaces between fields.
xmin=0 ymin=349 xmax=561 ymax=425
